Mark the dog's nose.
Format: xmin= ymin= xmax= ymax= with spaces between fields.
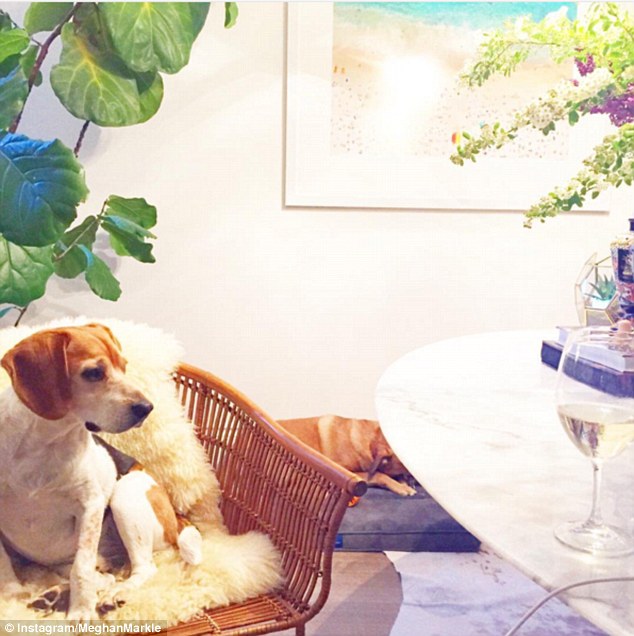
xmin=130 ymin=401 xmax=153 ymax=423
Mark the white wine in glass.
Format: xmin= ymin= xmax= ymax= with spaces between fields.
xmin=555 ymin=326 xmax=634 ymax=556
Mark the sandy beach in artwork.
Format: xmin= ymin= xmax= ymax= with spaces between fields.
xmin=331 ymin=4 xmax=572 ymax=159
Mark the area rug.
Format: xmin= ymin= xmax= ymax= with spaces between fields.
xmin=386 ymin=549 xmax=606 ymax=636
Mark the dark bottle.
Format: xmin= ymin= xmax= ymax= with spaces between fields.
xmin=611 ymin=218 xmax=634 ymax=318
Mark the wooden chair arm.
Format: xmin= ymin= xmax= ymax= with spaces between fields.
xmin=172 ymin=363 xmax=366 ymax=626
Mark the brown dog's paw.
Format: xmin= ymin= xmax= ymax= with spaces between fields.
xmin=28 ymin=585 xmax=70 ymax=615
xmin=392 ymin=482 xmax=417 ymax=497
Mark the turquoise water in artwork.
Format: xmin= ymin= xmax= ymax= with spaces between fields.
xmin=337 ymin=2 xmax=577 ymax=29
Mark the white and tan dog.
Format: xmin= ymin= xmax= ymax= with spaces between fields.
xmin=0 ymin=324 xmax=202 ymax=620
xmin=278 ymin=415 xmax=416 ymax=497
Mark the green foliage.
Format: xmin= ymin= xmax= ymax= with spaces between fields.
xmin=50 ymin=21 xmax=165 ymax=126
xmin=523 ymin=123 xmax=634 ymax=226
xmin=102 ymin=196 xmax=157 ymax=263
xmin=587 ymin=274 xmax=616 ymax=301
xmin=0 ymin=2 xmax=237 ymax=323
xmin=0 ymin=17 xmax=30 ymax=129
xmin=54 ymin=216 xmax=99 ymax=279
xmin=51 ymin=195 xmax=157 ymax=300
xmin=0 ymin=237 xmax=54 ymax=306
xmin=224 ymin=3 xmax=239 ymax=29
xmin=449 ymin=2 xmax=634 ymax=227
xmin=101 ymin=3 xmax=210 ymax=74
xmin=24 ymin=3 xmax=73 ymax=35
xmin=81 ymin=245 xmax=121 ymax=301
xmin=0 ymin=27 xmax=30 ymax=64
xmin=0 ymin=133 xmax=88 ymax=246
xmin=0 ymin=67 xmax=28 ymax=129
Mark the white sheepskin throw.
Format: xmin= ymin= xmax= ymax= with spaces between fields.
xmin=0 ymin=318 xmax=283 ymax=625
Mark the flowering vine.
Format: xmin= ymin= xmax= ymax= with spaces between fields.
xmin=449 ymin=3 xmax=634 ymax=228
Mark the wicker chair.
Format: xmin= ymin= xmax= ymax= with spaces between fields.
xmin=169 ymin=363 xmax=367 ymax=636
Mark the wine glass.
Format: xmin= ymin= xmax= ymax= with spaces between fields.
xmin=555 ymin=324 xmax=634 ymax=556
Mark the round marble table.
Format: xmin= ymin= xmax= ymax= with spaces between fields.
xmin=375 ymin=330 xmax=634 ymax=636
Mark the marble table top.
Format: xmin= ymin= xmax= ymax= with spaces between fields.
xmin=375 ymin=330 xmax=634 ymax=636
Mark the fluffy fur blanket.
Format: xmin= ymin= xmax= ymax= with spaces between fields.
xmin=0 ymin=318 xmax=282 ymax=625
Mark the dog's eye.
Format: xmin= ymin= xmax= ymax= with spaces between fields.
xmin=81 ymin=366 xmax=105 ymax=382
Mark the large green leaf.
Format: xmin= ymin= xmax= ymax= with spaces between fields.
xmin=102 ymin=217 xmax=156 ymax=263
xmin=0 ymin=133 xmax=88 ymax=246
xmin=79 ymin=245 xmax=121 ymax=301
xmin=104 ymin=195 xmax=157 ymax=228
xmin=0 ymin=66 xmax=28 ymax=129
xmin=53 ymin=215 xmax=98 ymax=279
xmin=0 ymin=235 xmax=54 ymax=306
xmin=100 ymin=3 xmax=208 ymax=74
xmin=101 ymin=196 xmax=157 ymax=263
xmin=50 ymin=22 xmax=164 ymax=127
xmin=24 ymin=3 xmax=74 ymax=35
xmin=0 ymin=28 xmax=29 ymax=65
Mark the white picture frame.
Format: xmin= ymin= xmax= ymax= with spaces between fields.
xmin=285 ymin=3 xmax=611 ymax=212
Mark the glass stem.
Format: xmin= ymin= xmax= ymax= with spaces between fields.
xmin=587 ymin=459 xmax=604 ymax=527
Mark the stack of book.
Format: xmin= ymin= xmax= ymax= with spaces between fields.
xmin=541 ymin=327 xmax=634 ymax=397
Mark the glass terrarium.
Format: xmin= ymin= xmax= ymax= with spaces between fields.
xmin=575 ymin=253 xmax=620 ymax=326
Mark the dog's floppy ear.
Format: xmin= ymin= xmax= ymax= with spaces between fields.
xmin=83 ymin=323 xmax=126 ymax=369
xmin=1 ymin=330 xmax=72 ymax=420
xmin=84 ymin=323 xmax=121 ymax=351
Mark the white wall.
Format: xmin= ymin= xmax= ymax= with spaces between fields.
xmin=5 ymin=3 xmax=633 ymax=418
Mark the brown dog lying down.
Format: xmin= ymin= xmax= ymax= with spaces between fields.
xmin=277 ymin=415 xmax=416 ymax=496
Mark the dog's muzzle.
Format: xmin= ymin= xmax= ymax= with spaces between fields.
xmin=130 ymin=400 xmax=153 ymax=424
xmin=85 ymin=401 xmax=154 ymax=433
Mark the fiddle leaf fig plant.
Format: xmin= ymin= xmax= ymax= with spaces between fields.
xmin=0 ymin=2 xmax=238 ymax=325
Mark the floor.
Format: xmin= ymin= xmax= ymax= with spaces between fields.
xmin=276 ymin=552 xmax=402 ymax=636
xmin=276 ymin=549 xmax=607 ymax=636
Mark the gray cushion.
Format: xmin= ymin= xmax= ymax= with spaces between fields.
xmin=336 ymin=487 xmax=480 ymax=552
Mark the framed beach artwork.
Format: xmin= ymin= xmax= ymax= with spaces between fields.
xmin=285 ymin=2 xmax=611 ymax=211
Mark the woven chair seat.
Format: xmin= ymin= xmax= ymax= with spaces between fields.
xmin=170 ymin=364 xmax=367 ymax=636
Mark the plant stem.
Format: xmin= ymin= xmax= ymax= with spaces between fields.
xmin=13 ymin=304 xmax=30 ymax=327
xmin=464 ymin=40 xmax=564 ymax=87
xmin=53 ymin=201 xmax=108 ymax=263
xmin=9 ymin=3 xmax=80 ymax=134
xmin=74 ymin=120 xmax=90 ymax=156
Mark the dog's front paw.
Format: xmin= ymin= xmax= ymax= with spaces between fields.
xmin=29 ymin=585 xmax=70 ymax=615
xmin=97 ymin=595 xmax=126 ymax=617
xmin=96 ymin=581 xmax=128 ymax=617
xmin=66 ymin=603 xmax=99 ymax=622
xmin=393 ymin=482 xmax=417 ymax=496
